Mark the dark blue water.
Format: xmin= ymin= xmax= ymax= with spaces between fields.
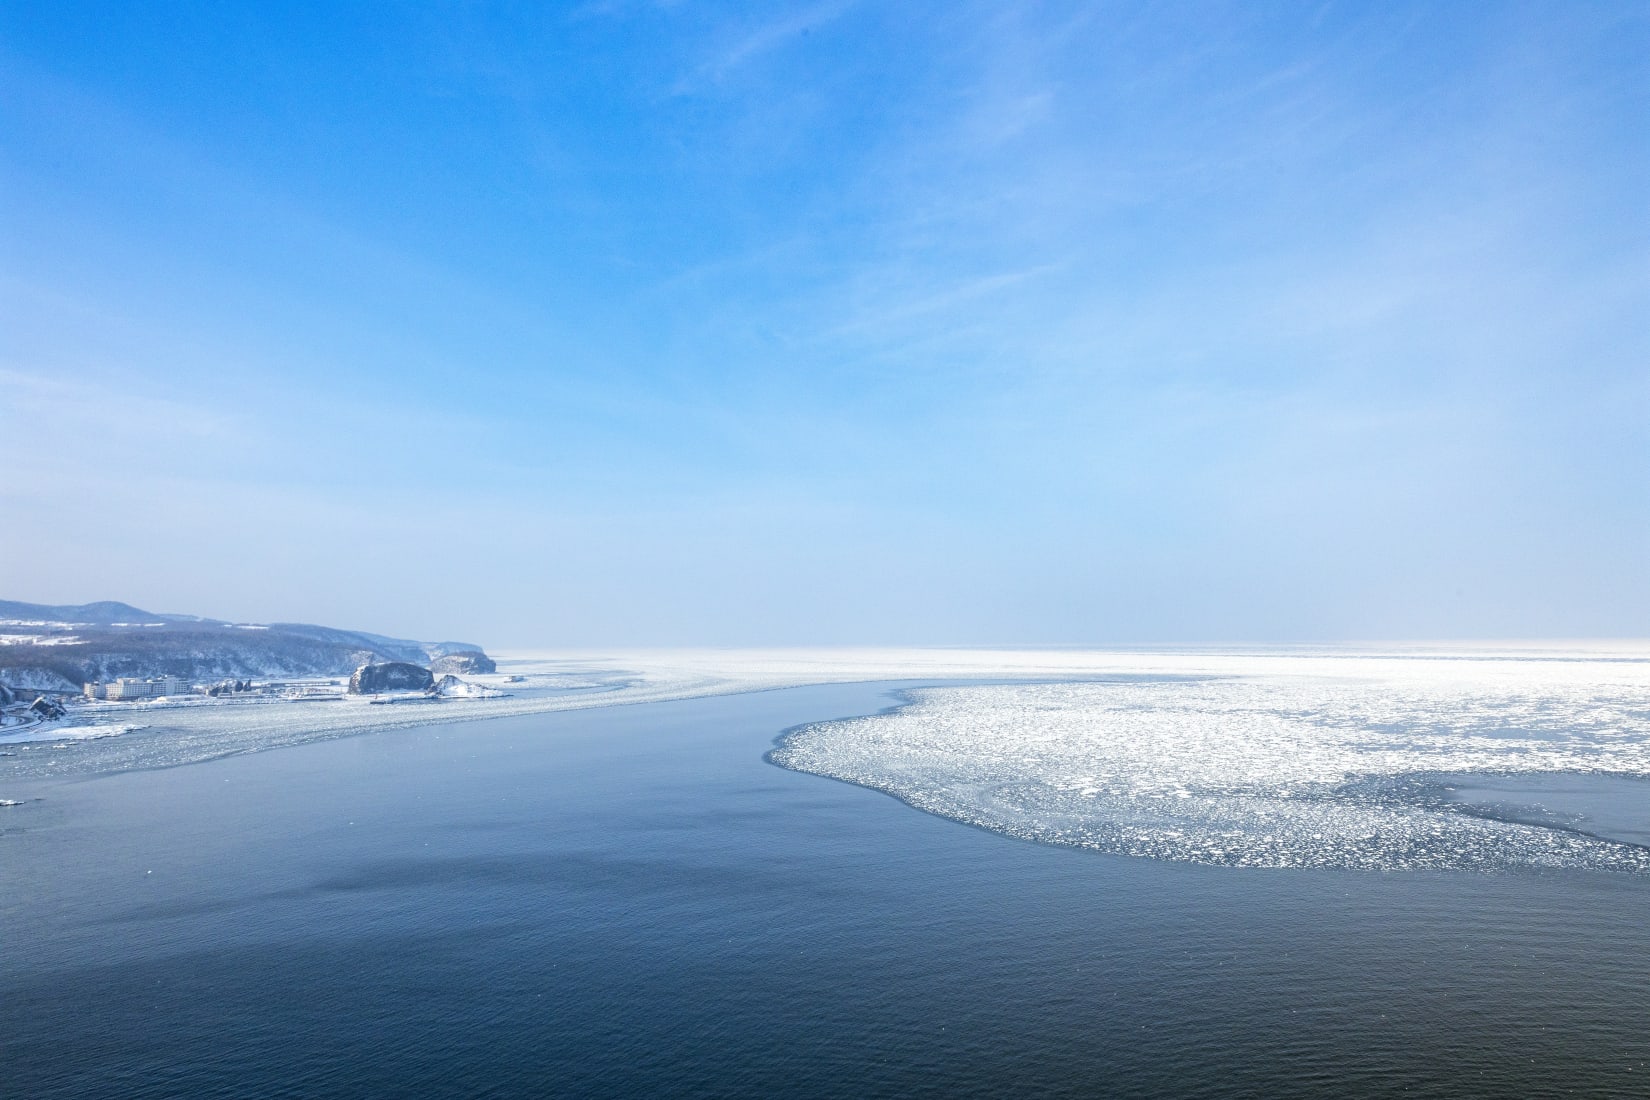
xmin=4 ymin=684 xmax=1649 ymax=1098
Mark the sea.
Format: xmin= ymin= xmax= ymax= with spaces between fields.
xmin=4 ymin=674 xmax=1650 ymax=1098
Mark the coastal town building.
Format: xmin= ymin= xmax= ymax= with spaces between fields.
xmin=87 ymin=676 xmax=190 ymax=701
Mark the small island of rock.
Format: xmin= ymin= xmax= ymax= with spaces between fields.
xmin=348 ymin=662 xmax=436 ymax=695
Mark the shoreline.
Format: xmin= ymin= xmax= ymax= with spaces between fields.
xmin=13 ymin=670 xmax=1650 ymax=885
xmin=6 ymin=643 xmax=1649 ymax=798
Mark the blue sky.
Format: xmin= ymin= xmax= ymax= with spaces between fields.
xmin=2 ymin=2 xmax=1645 ymax=645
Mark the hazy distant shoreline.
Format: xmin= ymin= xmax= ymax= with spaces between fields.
xmin=4 ymin=644 xmax=1647 ymax=790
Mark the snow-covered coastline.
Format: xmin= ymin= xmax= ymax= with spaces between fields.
xmin=3 ymin=643 xmax=1647 ymax=783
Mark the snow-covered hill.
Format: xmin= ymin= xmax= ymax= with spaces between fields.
xmin=0 ymin=599 xmax=492 ymax=691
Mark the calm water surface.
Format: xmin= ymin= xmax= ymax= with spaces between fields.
xmin=4 ymin=683 xmax=1649 ymax=1098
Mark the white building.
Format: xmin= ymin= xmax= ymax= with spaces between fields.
xmin=102 ymin=677 xmax=190 ymax=701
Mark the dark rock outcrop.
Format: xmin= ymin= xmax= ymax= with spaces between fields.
xmin=429 ymin=652 xmax=497 ymax=675
xmin=349 ymin=662 xmax=434 ymax=695
xmin=28 ymin=696 xmax=66 ymax=720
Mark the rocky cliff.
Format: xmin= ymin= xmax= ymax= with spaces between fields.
xmin=0 ymin=599 xmax=494 ymax=692
xmin=348 ymin=662 xmax=436 ymax=695
xmin=429 ymin=651 xmax=498 ymax=675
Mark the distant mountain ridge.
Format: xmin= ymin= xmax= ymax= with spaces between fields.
xmin=0 ymin=599 xmax=491 ymax=693
xmin=0 ymin=599 xmax=207 ymax=625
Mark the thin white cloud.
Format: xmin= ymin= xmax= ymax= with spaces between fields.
xmin=674 ymin=0 xmax=859 ymax=92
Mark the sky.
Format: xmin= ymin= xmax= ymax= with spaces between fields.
xmin=1 ymin=2 xmax=1646 ymax=647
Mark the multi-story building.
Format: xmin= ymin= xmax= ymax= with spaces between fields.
xmin=99 ymin=677 xmax=190 ymax=701
xmin=104 ymin=679 xmax=151 ymax=701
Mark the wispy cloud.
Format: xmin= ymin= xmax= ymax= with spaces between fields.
xmin=5 ymin=2 xmax=1643 ymax=640
xmin=673 ymin=0 xmax=859 ymax=92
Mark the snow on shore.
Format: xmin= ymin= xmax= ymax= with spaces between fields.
xmin=2 ymin=644 xmax=1646 ymax=785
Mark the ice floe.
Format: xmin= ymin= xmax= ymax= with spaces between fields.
xmin=771 ymin=656 xmax=1650 ymax=872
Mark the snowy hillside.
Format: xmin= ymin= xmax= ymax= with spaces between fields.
xmin=0 ymin=599 xmax=492 ymax=691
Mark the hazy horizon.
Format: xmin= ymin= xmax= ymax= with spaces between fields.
xmin=3 ymin=3 xmax=1645 ymax=647
xmin=6 ymin=590 xmax=1650 ymax=656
